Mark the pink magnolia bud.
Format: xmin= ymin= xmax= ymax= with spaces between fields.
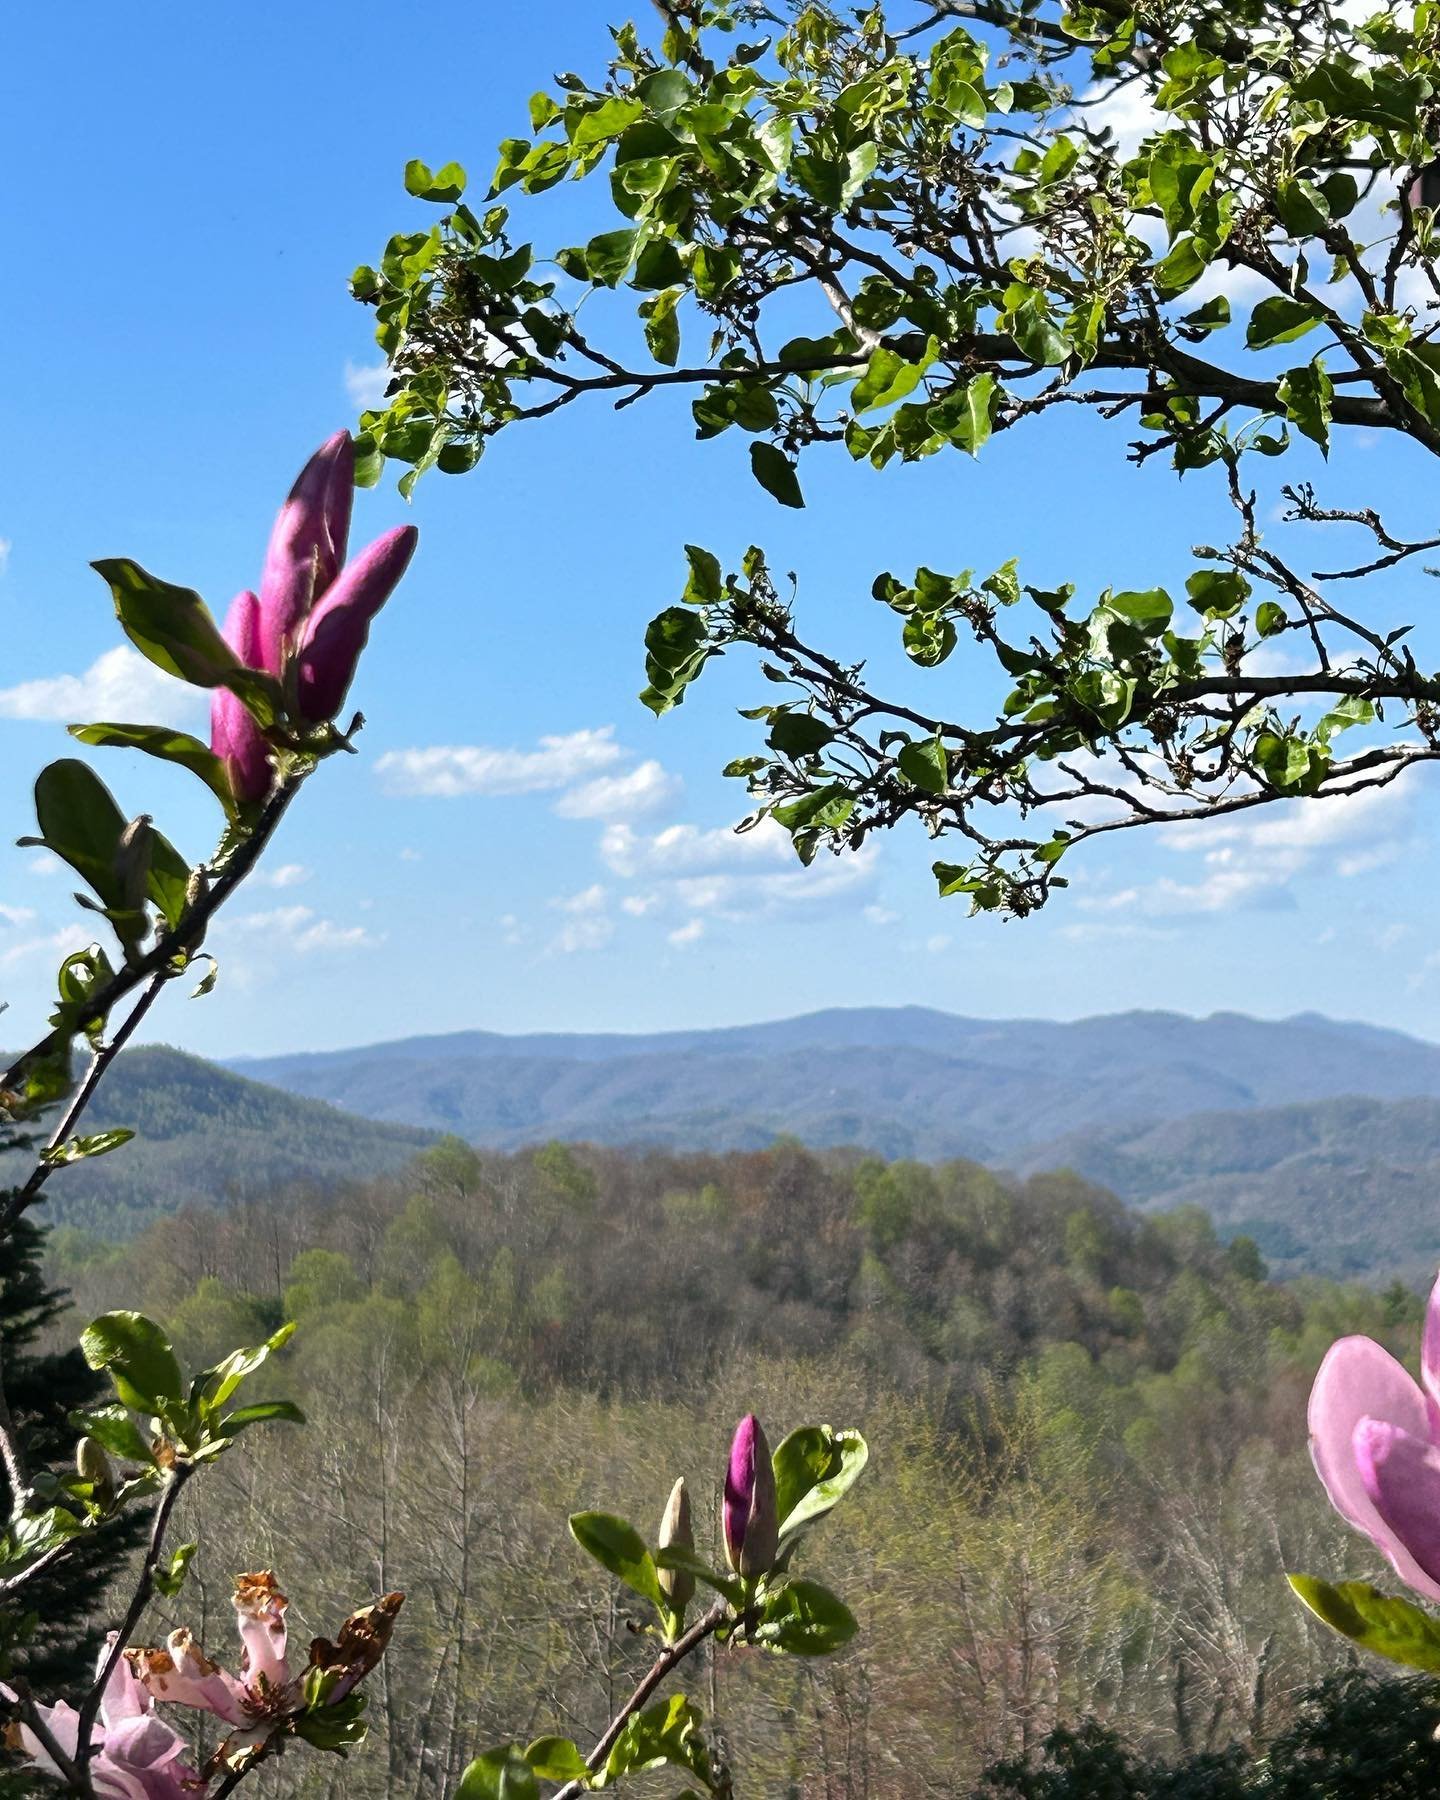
xmin=723 ymin=1414 xmax=779 ymax=1579
xmin=210 ymin=591 xmax=271 ymax=805
xmin=257 ymin=432 xmax=355 ymax=676
xmin=293 ymin=524 xmax=418 ymax=722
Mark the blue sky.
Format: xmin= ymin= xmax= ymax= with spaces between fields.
xmin=2 ymin=1 xmax=1438 ymax=1057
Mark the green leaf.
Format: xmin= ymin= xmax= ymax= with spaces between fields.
xmin=196 ymin=1321 xmax=297 ymax=1413
xmin=1107 ymin=588 xmax=1173 ymax=633
xmin=584 ymin=227 xmax=641 ymax=287
xmin=897 ymin=737 xmax=949 ymax=794
xmin=216 ymin=1400 xmax=306 ymax=1437
xmin=455 ymin=1746 xmax=539 ymax=1800
xmin=653 ymin=1544 xmax=744 ymax=1607
xmin=81 ymin=1312 xmax=184 ymax=1411
xmin=772 ymin=1425 xmax=869 ymax=1546
xmin=91 ymin=561 xmax=276 ymax=722
xmin=43 ymin=1128 xmax=134 ymax=1168
xmin=750 ymin=442 xmax=804 ymax=508
xmin=1277 ymin=359 xmax=1334 ymax=453
xmin=641 ymin=287 xmax=681 ymax=366
xmin=68 ymin=1404 xmax=156 ymax=1465
xmin=1246 ymin=297 xmax=1323 ymax=350
xmin=681 ymin=545 xmax=723 ymax=605
xmin=769 ymin=712 xmax=834 ymax=759
xmin=404 ymin=158 xmax=467 ymax=202
xmin=1289 ymin=1576 xmax=1440 ymax=1672
xmin=524 ymin=1738 xmax=589 ymax=1783
xmin=1255 ymin=600 xmax=1287 ymax=637
xmin=753 ymin=1578 xmax=857 ymax=1655
xmin=569 ymin=1511 xmax=664 ymax=1609
xmin=1185 ymin=569 xmax=1250 ymax=618
xmin=69 ymin=723 xmax=237 ymax=817
xmin=153 ymin=1541 xmax=197 ymax=1599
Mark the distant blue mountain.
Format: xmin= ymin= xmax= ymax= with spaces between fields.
xmin=229 ymin=1006 xmax=1440 ymax=1162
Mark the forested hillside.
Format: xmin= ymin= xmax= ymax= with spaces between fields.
xmin=45 ymin=1141 xmax=1422 ymax=1795
xmin=1 ymin=1047 xmax=435 ymax=1234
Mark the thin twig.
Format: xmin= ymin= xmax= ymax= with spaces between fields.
xmin=553 ymin=1601 xmax=728 ymax=1800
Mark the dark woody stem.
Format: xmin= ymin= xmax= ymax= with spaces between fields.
xmin=552 ymin=1600 xmax=730 ymax=1800
xmin=72 ymin=1467 xmax=192 ymax=1790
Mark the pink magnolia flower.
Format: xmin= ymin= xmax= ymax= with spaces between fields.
xmin=2 ymin=1632 xmax=200 ymax=1800
xmin=127 ymin=1572 xmax=403 ymax=1774
xmin=208 ymin=433 xmax=418 ymax=803
xmin=723 ymin=1413 xmax=780 ymax=1579
xmin=1309 ymin=1272 xmax=1440 ymax=1601
xmin=211 ymin=591 xmax=270 ymax=806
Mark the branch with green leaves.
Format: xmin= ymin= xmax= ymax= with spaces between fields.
xmin=355 ymin=0 xmax=1440 ymax=914
xmin=456 ymin=1415 xmax=868 ymax=1799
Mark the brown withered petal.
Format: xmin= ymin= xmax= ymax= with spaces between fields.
xmin=233 ymin=1571 xmax=288 ymax=1614
xmin=308 ymin=1592 xmax=405 ymax=1679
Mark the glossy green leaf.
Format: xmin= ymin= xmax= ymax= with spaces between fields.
xmin=69 ymin=723 xmax=236 ymax=817
xmin=1289 ymin=1576 xmax=1440 ymax=1671
xmin=81 ymin=1311 xmax=184 ymax=1411
xmin=455 ymin=1745 xmax=539 ymax=1800
xmin=750 ymin=442 xmax=804 ymax=508
xmin=569 ymin=1511 xmax=664 ymax=1609
xmin=753 ymin=1578 xmax=857 ymax=1655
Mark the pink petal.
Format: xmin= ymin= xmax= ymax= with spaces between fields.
xmin=1357 ymin=1418 xmax=1440 ymax=1592
xmin=128 ymin=1631 xmax=249 ymax=1726
xmin=103 ymin=1714 xmax=187 ymax=1771
xmin=257 ymin=433 xmax=355 ymax=675
xmin=1422 ymin=1270 xmax=1440 ymax=1428
xmin=293 ymin=524 xmax=417 ymax=722
xmin=234 ymin=1571 xmax=290 ymax=1695
xmin=210 ymin=591 xmax=270 ymax=805
xmin=1309 ymin=1335 xmax=1440 ymax=1601
xmin=724 ymin=1414 xmax=759 ymax=1567
xmin=99 ymin=1634 xmax=152 ymax=1725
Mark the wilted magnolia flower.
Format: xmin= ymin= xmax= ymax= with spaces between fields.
xmin=723 ymin=1414 xmax=779 ymax=1580
xmin=127 ymin=1571 xmax=403 ymax=1773
xmin=2 ymin=1631 xmax=200 ymax=1799
xmin=657 ymin=1475 xmax=695 ymax=1611
xmin=1309 ymin=1272 xmax=1440 ymax=1600
xmin=211 ymin=433 xmax=418 ymax=803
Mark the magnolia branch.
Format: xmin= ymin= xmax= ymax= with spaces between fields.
xmin=552 ymin=1600 xmax=728 ymax=1800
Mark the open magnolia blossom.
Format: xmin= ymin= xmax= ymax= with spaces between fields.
xmin=3 ymin=1632 xmax=200 ymax=1799
xmin=212 ymin=431 xmax=418 ymax=803
xmin=125 ymin=1572 xmax=404 ymax=1773
xmin=1309 ymin=1273 xmax=1440 ymax=1602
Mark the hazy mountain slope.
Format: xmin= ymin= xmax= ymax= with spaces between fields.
xmin=7 ymin=1046 xmax=435 ymax=1237
xmin=1020 ymin=1095 xmax=1440 ymax=1282
xmin=229 ymin=1007 xmax=1440 ymax=1155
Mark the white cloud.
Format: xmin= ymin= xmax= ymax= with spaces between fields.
xmin=0 ymin=924 xmax=95 ymax=973
xmin=399 ymin=847 xmax=423 ymax=862
xmin=622 ymin=893 xmax=660 ymax=917
xmin=227 ymin=905 xmax=380 ymax=952
xmin=550 ymin=883 xmax=613 ymax=954
xmin=925 ymin=933 xmax=953 ymax=956
xmin=344 ymin=360 xmax=390 ymax=409
xmin=0 ymin=904 xmax=37 ymax=927
xmin=863 ymin=904 xmax=900 ymax=926
xmin=377 ymin=728 xmax=623 ymax=798
xmin=254 ymin=863 xmax=311 ymax=889
xmin=600 ymin=816 xmax=794 ymax=879
xmin=0 ymin=538 xmax=11 ymax=577
xmin=0 ymin=646 xmax=204 ymax=727
xmin=554 ymin=759 xmax=681 ymax=821
xmin=24 ymin=852 xmax=61 ymax=878
xmin=668 ymin=918 xmax=706 ymax=948
xmin=1098 ymin=780 xmax=1413 ymax=915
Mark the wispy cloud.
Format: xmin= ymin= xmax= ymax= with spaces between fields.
xmin=554 ymin=759 xmax=681 ymax=821
xmin=668 ymin=917 xmax=705 ymax=948
xmin=227 ymin=906 xmax=381 ymax=953
xmin=344 ymin=360 xmax=390 ymax=409
xmin=549 ymin=883 xmax=614 ymax=954
xmin=253 ymin=863 xmax=311 ymax=890
xmin=377 ymin=728 xmax=623 ymax=798
xmin=0 ymin=646 xmax=204 ymax=726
